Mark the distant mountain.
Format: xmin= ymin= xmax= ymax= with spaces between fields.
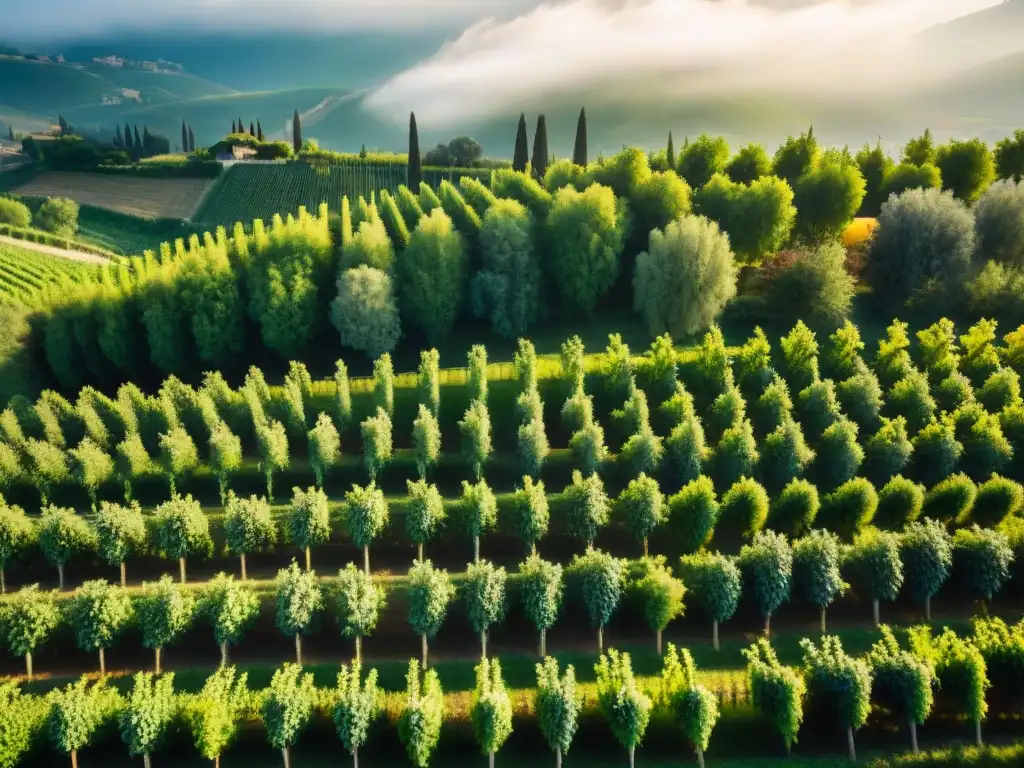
xmin=916 ymin=0 xmax=1024 ymax=70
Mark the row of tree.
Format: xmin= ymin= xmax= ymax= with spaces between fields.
xmin=3 ymin=618 xmax=1019 ymax=768
xmin=111 ymin=123 xmax=170 ymax=159
xmin=231 ymin=118 xmax=265 ymax=142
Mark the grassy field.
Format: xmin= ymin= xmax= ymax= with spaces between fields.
xmin=0 ymin=240 xmax=105 ymax=304
xmin=13 ymin=171 xmax=215 ymax=220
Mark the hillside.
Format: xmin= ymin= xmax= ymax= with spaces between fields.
xmin=917 ymin=0 xmax=1024 ymax=70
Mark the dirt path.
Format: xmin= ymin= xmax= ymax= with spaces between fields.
xmin=0 ymin=233 xmax=110 ymax=264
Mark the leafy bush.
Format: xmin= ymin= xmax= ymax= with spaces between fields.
xmin=35 ymin=197 xmax=79 ymax=237
xmin=874 ymin=476 xmax=925 ymax=530
xmin=0 ymin=198 xmax=30 ymax=228
xmin=819 ymin=477 xmax=878 ymax=542
xmin=759 ymin=242 xmax=855 ymax=326
xmin=332 ymin=266 xmax=401 ymax=358
xmin=973 ymin=179 xmax=1024 ymax=267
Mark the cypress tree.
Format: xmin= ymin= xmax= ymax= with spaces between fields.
xmin=7 ymin=125 xmax=14 ymax=141
xmin=232 ymin=120 xmax=237 ymax=134
xmin=667 ymin=131 xmax=676 ymax=169
xmin=58 ymin=116 xmax=67 ymax=135
xmin=257 ymin=119 xmax=264 ymax=142
xmin=125 ymin=123 xmax=134 ymax=150
xmin=181 ymin=121 xmax=188 ymax=154
xmin=188 ymin=126 xmax=195 ymax=152
xmin=513 ymin=113 xmax=529 ymax=173
xmin=115 ymin=124 xmax=123 ymax=147
xmin=531 ymin=114 xmax=549 ymax=181
xmin=237 ymin=117 xmax=243 ymax=134
xmin=249 ymin=121 xmax=255 ymax=136
xmin=572 ymin=107 xmax=587 ymax=167
xmin=293 ymin=109 xmax=303 ymax=154
xmin=142 ymin=126 xmax=152 ymax=157
xmin=408 ymin=112 xmax=422 ymax=191
xmin=133 ymin=126 xmax=143 ymax=159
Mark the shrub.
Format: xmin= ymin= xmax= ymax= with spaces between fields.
xmin=665 ymin=416 xmax=707 ymax=486
xmin=936 ymin=372 xmax=975 ymax=413
xmin=678 ymin=133 xmax=730 ymax=188
xmin=973 ymin=179 xmax=1024 ymax=267
xmin=341 ymin=217 xmax=393 ymax=271
xmin=633 ymin=214 xmax=737 ymax=338
xmin=923 ymin=473 xmax=976 ymax=524
xmin=760 ymin=242 xmax=855 ymax=326
xmin=717 ymin=477 xmax=770 ymax=542
xmin=874 ymin=476 xmax=925 ymax=530
xmin=952 ymin=525 xmax=1014 ymax=603
xmin=564 ymin=470 xmax=610 ymax=548
xmin=888 ymin=370 xmax=936 ymax=433
xmin=0 ymin=198 xmax=30 ymax=228
xmin=35 ymin=197 xmax=79 ymax=237
xmin=768 ymin=478 xmax=820 ymax=538
xmin=726 ymin=143 xmax=772 ymax=184
xmin=819 ymin=477 xmax=878 ymax=542
xmin=692 ymin=173 xmax=796 ymax=263
xmin=978 ymin=368 xmax=1021 ymax=412
xmin=935 ymin=138 xmax=996 ymax=204
xmin=332 ymin=266 xmax=400 ymax=357
xmin=792 ymin=160 xmax=866 ymax=244
xmin=710 ymin=419 xmax=758 ymax=489
xmin=743 ymin=638 xmax=806 ymax=754
xmin=881 ymin=162 xmax=942 ymax=199
xmin=798 ymin=379 xmax=842 ymax=438
xmin=780 ymin=320 xmax=820 ymax=393
xmin=970 ymin=475 xmax=1024 ymax=527
xmin=755 ymin=375 xmax=793 ymax=437
xmin=667 ymin=476 xmax=720 ymax=554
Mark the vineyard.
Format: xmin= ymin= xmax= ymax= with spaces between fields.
xmin=191 ymin=161 xmax=491 ymax=228
xmin=0 ymin=242 xmax=106 ymax=305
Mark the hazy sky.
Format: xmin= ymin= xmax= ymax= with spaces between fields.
xmin=366 ymin=0 xmax=1005 ymax=125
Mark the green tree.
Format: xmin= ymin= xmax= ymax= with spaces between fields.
xmin=136 ymin=575 xmax=194 ymax=674
xmin=710 ymin=419 xmax=758 ymax=489
xmin=332 ymin=266 xmax=401 ymax=357
xmin=284 ymin=486 xmax=329 ymax=572
xmin=571 ymin=420 xmax=608 ymax=475
xmin=678 ymin=133 xmax=729 ymax=189
xmin=726 ymin=143 xmax=771 ymax=184
xmin=222 ymin=493 xmax=277 ymax=580
xmin=819 ymin=478 xmax=879 ymax=542
xmin=459 ymin=479 xmax=497 ymax=563
xmin=855 ymin=140 xmax=895 ymax=216
xmin=845 ymin=528 xmax=904 ymax=625
xmin=334 ymin=361 xmax=353 ymax=431
xmin=37 ymin=505 xmax=96 ymax=589
xmin=184 ymin=665 xmax=249 ymax=768
xmin=0 ymin=584 xmax=59 ymax=680
xmin=459 ymin=399 xmax=492 ymax=480
xmin=798 ymin=379 xmax=842 ymax=439
xmin=875 ymin=475 xmax=925 ymax=530
xmin=464 ymin=560 xmax=507 ymax=658
xmin=634 ymin=214 xmax=737 ymax=338
xmin=69 ymin=438 xmax=112 ymax=513
xmin=200 ymin=573 xmax=260 ymax=666
xmin=995 ymin=129 xmax=1024 ymax=182
xmin=536 ymin=657 xmax=581 ymax=768
xmin=899 ymin=518 xmax=952 ymax=621
xmin=634 ymin=557 xmax=686 ymax=654
xmin=911 ymin=628 xmax=989 ymax=747
xmin=814 ymin=419 xmax=864 ymax=491
xmin=334 ymin=563 xmax=385 ymax=663
xmin=738 ymin=531 xmax=792 ymax=636
xmin=360 ymin=408 xmax=392 ymax=482
xmin=411 ymin=405 xmax=441 ymax=480
xmin=398 ymin=660 xmax=444 ymax=768
xmin=761 ymin=242 xmax=855 ymax=326
xmin=518 ymin=416 xmax=549 ymax=479
xmin=935 ymin=138 xmax=996 ymax=203
xmin=115 ymin=433 xmax=152 ymax=503
xmin=255 ymin=419 xmax=289 ymax=501
xmin=970 ymin=474 xmax=1023 ymax=527
xmin=513 ymin=476 xmax=549 ymax=555
xmin=119 ymin=671 xmax=176 ymax=768
xmin=307 ymin=412 xmax=340 ymax=490
xmin=157 ymin=426 xmax=198 ymax=497
xmin=513 ymin=114 xmax=529 ymax=171
xmin=263 ymin=663 xmax=316 ymax=768
xmin=667 ymin=476 xmax=719 ymax=554
xmin=792 ymin=161 xmax=866 ymax=243
xmin=36 ymin=197 xmax=79 ymax=237
xmin=472 ymin=200 xmax=541 ymax=337
xmin=471 ymin=658 xmax=513 ymax=768
xmin=519 ymin=553 xmax=563 ymax=657
xmin=772 ymin=128 xmax=820 ymax=187
xmin=595 ymin=649 xmax=651 ymax=768
xmin=67 ymin=579 xmax=132 ymax=674
xmin=333 ymin=662 xmax=380 ymax=768
xmin=660 ymin=645 xmax=720 ymax=768
xmin=343 ymin=482 xmax=389 ymax=575
xmin=793 ymin=530 xmax=846 ymax=633
xmin=407 ymin=559 xmax=455 ymax=669
xmin=208 ymin=421 xmax=242 ymax=505
xmin=406 ymin=479 xmax=445 ymax=562
xmin=617 ymin=473 xmax=665 ymax=556
xmin=564 ymin=470 xmax=609 ymax=548
xmin=468 ymin=345 xmax=488 ymax=403
xmin=743 ymin=638 xmax=805 ymax=754
xmin=888 ymin=370 xmax=936 ymax=433
xmin=408 ymin=112 xmax=422 ymax=189
xmin=275 ymin=560 xmax=323 ymax=664
xmin=154 ymin=494 xmax=212 ymax=584
xmin=862 ymin=416 xmax=913 ymax=485
xmin=760 ymin=419 xmax=815 ymax=496
xmin=868 ymin=626 xmax=935 ymax=754
xmin=570 ymin=548 xmax=624 ymax=653
xmin=799 ymin=636 xmax=872 ymax=761
xmin=400 ymin=209 xmax=467 ymax=343
xmin=717 ymin=477 xmax=770 ymax=544
xmin=768 ymin=478 xmax=820 ymax=539
xmin=923 ymin=473 xmax=977 ymax=524
xmin=952 ymin=525 xmax=1014 ymax=606
xmin=678 ymin=552 xmax=741 ymax=650
xmin=86 ymin=501 xmax=138 ymax=587
xmin=532 ymin=114 xmax=550 ymax=180
xmin=25 ymin=439 xmax=68 ymax=506
xmin=912 ymin=421 xmax=963 ymax=487
xmin=49 ymin=676 xmax=119 ymax=768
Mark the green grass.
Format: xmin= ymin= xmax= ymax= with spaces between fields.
xmin=0 ymin=241 xmax=104 ymax=304
xmin=74 ymin=204 xmax=193 ymax=256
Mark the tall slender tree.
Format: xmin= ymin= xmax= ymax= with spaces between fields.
xmin=125 ymin=122 xmax=134 ymax=151
xmin=513 ymin=113 xmax=529 ymax=172
xmin=115 ymin=124 xmax=123 ymax=147
xmin=531 ymin=114 xmax=549 ymax=181
xmin=667 ymin=131 xmax=676 ymax=169
xmin=188 ymin=125 xmax=195 ymax=152
xmin=257 ymin=120 xmax=264 ymax=142
xmin=249 ymin=121 xmax=255 ymax=136
xmin=133 ymin=126 xmax=143 ymax=158
xmin=408 ymin=112 xmax=422 ymax=190
xmin=292 ymin=109 xmax=302 ymax=154
xmin=232 ymin=120 xmax=237 ymax=134
xmin=572 ymin=108 xmax=588 ymax=167
xmin=181 ymin=121 xmax=188 ymax=154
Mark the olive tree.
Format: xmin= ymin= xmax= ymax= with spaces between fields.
xmin=743 ymin=638 xmax=805 ymax=755
xmin=200 ymin=573 xmax=260 ymax=665
xmin=901 ymin=518 xmax=953 ymax=621
xmin=792 ymin=530 xmax=846 ymax=633
xmin=660 ymin=644 xmax=720 ymax=768
xmin=738 ymin=531 xmax=792 ymax=637
xmin=263 ymin=663 xmax=316 ymax=768
xmin=154 ymin=494 xmax=212 ymax=584
xmin=398 ymin=660 xmax=444 ymax=768
xmin=37 ymin=505 xmax=96 ymax=589
xmin=570 ymin=548 xmax=625 ymax=653
xmin=224 ymin=493 xmax=277 ymax=580
xmin=844 ymin=528 xmax=904 ymax=626
xmin=332 ymin=265 xmax=401 ymax=357
xmin=520 ymin=554 xmax=563 ymax=657
xmin=119 ymin=671 xmax=176 ymax=768
xmin=308 ymin=412 xmax=340 ymax=490
xmin=595 ymin=649 xmax=651 ymax=768
xmin=67 ymin=579 xmax=133 ymax=675
xmin=1 ymin=584 xmax=60 ymax=679
xmin=471 ymin=658 xmax=513 ymax=768
xmin=407 ymin=558 xmax=455 ymax=669
xmin=799 ymin=636 xmax=872 ymax=761
xmin=333 ymin=662 xmax=380 ymax=768
xmin=287 ymin=486 xmax=331 ymax=572
xmin=412 ymin=405 xmax=441 ymax=479
xmin=0 ymin=496 xmax=32 ymax=593
xmin=343 ymin=482 xmax=389 ymax=575
xmin=136 ymin=575 xmax=195 ymax=673
xmin=334 ymin=563 xmax=385 ymax=663
xmin=459 ymin=479 xmax=497 ymax=563
xmin=275 ymin=560 xmax=323 ymax=664
xmin=406 ymin=479 xmax=445 ymax=562
xmin=868 ymin=626 xmax=934 ymax=754
xmin=536 ymin=657 xmax=582 ymax=768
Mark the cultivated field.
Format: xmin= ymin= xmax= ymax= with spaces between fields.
xmin=0 ymin=241 xmax=105 ymax=305
xmin=13 ymin=171 xmax=215 ymax=220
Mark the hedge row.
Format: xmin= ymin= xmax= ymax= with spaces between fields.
xmin=92 ymin=162 xmax=223 ymax=179
xmin=0 ymin=222 xmax=120 ymax=259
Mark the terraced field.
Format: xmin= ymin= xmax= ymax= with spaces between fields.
xmin=0 ymin=241 xmax=105 ymax=304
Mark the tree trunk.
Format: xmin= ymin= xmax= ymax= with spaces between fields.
xmin=57 ymin=563 xmax=65 ymax=590
xmin=713 ymin=620 xmax=719 ymax=651
xmin=556 ymin=746 xmax=562 ymax=768
xmin=643 ymin=537 xmax=649 ymax=556
xmin=925 ymin=596 xmax=932 ymax=622
xmin=847 ymin=726 xmax=856 ymax=762
xmin=629 ymin=746 xmax=635 ymax=768
xmin=481 ymin=630 xmax=488 ymax=659
xmin=657 ymin=628 xmax=662 ymax=655
xmin=872 ymin=598 xmax=880 ymax=627
xmin=821 ymin=606 xmax=827 ymax=634
xmin=355 ymin=635 xmax=362 ymax=665
xmin=598 ymin=625 xmax=604 ymax=654
xmin=417 ymin=542 xmax=423 ymax=562
xmin=489 ymin=751 xmax=495 ymax=768
xmin=696 ymin=746 xmax=705 ymax=768
xmin=241 ymin=553 xmax=247 ymax=580
xmin=474 ymin=535 xmax=480 ymax=563
xmin=220 ymin=641 xmax=228 ymax=666
xmin=421 ymin=634 xmax=428 ymax=670
xmin=266 ymin=471 xmax=273 ymax=502
xmin=910 ymin=720 xmax=918 ymax=755
xmin=353 ymin=746 xmax=358 ymax=768
xmin=219 ymin=475 xmax=228 ymax=507
xmin=1 ymin=567 xmax=5 ymax=594
xmin=282 ymin=746 xmax=290 ymax=768
xmin=540 ymin=628 xmax=547 ymax=658
xmin=71 ymin=750 xmax=78 ymax=768
xmin=764 ymin=611 xmax=771 ymax=637
xmin=295 ymin=633 xmax=302 ymax=664
xmin=144 ymin=753 xmax=152 ymax=768
xmin=155 ymin=647 xmax=161 ymax=674
xmin=363 ymin=546 xmax=370 ymax=576
xmin=179 ymin=556 xmax=187 ymax=584
xmin=25 ymin=652 xmax=32 ymax=681
xmin=975 ymin=717 xmax=982 ymax=747
xmin=120 ymin=561 xmax=127 ymax=587
xmin=215 ymin=756 xmax=220 ymax=768
xmin=305 ymin=546 xmax=311 ymax=573
xmin=99 ymin=647 xmax=106 ymax=676
xmin=531 ymin=543 xmax=537 ymax=557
